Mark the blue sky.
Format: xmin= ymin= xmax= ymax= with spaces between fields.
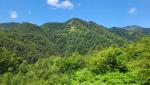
xmin=0 ymin=0 xmax=150 ymax=27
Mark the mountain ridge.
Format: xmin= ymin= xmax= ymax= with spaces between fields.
xmin=1 ymin=18 xmax=150 ymax=42
xmin=0 ymin=18 xmax=129 ymax=57
xmin=0 ymin=18 xmax=150 ymax=29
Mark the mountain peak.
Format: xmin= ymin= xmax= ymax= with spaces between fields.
xmin=67 ymin=18 xmax=84 ymax=22
xmin=65 ymin=18 xmax=88 ymax=29
xmin=66 ymin=18 xmax=87 ymax=24
xmin=123 ymin=25 xmax=143 ymax=30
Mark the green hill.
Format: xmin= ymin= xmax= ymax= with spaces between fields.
xmin=0 ymin=18 xmax=149 ymax=85
xmin=41 ymin=18 xmax=127 ymax=55
xmin=0 ymin=18 xmax=126 ymax=58
xmin=110 ymin=25 xmax=150 ymax=41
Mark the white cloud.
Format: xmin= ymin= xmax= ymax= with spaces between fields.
xmin=129 ymin=7 xmax=137 ymax=14
xmin=10 ymin=10 xmax=18 ymax=19
xmin=47 ymin=0 xmax=74 ymax=9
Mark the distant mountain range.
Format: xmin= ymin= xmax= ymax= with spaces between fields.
xmin=110 ymin=25 xmax=150 ymax=41
xmin=0 ymin=18 xmax=150 ymax=57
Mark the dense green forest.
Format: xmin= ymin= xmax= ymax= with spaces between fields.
xmin=0 ymin=18 xmax=150 ymax=85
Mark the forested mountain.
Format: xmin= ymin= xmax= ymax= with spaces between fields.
xmin=0 ymin=18 xmax=150 ymax=85
xmin=110 ymin=25 xmax=150 ymax=41
xmin=0 ymin=18 xmax=126 ymax=58
xmin=42 ymin=18 xmax=126 ymax=55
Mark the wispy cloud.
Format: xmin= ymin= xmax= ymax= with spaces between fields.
xmin=128 ymin=7 xmax=137 ymax=14
xmin=47 ymin=0 xmax=74 ymax=9
xmin=9 ymin=10 xmax=18 ymax=19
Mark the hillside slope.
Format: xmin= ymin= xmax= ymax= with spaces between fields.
xmin=0 ymin=18 xmax=126 ymax=58
xmin=0 ymin=36 xmax=149 ymax=85
xmin=110 ymin=25 xmax=150 ymax=41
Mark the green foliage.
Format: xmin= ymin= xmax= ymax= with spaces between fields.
xmin=110 ymin=26 xmax=150 ymax=41
xmin=59 ymin=53 xmax=85 ymax=73
xmin=0 ymin=47 xmax=22 ymax=74
xmin=0 ymin=19 xmax=127 ymax=57
xmin=0 ymin=19 xmax=150 ymax=85
xmin=92 ymin=72 xmax=138 ymax=85
xmin=92 ymin=47 xmax=128 ymax=74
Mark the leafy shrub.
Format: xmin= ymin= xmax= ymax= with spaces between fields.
xmin=59 ymin=53 xmax=85 ymax=73
xmin=93 ymin=72 xmax=137 ymax=85
xmin=93 ymin=47 xmax=128 ymax=74
xmin=0 ymin=47 xmax=22 ymax=74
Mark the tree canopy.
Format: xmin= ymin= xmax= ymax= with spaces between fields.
xmin=0 ymin=18 xmax=150 ymax=85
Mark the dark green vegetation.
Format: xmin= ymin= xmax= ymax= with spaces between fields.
xmin=110 ymin=25 xmax=150 ymax=41
xmin=0 ymin=18 xmax=150 ymax=85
